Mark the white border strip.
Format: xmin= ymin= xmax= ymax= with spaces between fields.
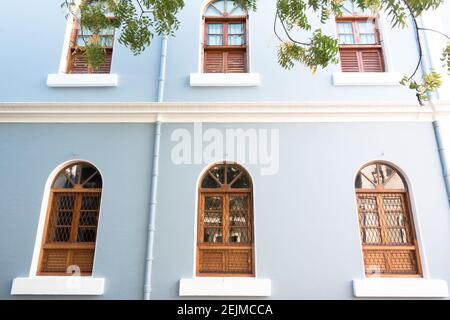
xmin=11 ymin=277 xmax=105 ymax=296
xmin=353 ymin=279 xmax=449 ymax=298
xmin=47 ymin=74 xmax=118 ymax=87
xmin=1 ymin=101 xmax=449 ymax=123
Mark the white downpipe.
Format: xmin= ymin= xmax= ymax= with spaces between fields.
xmin=144 ymin=35 xmax=168 ymax=300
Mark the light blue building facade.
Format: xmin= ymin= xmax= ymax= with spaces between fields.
xmin=0 ymin=0 xmax=450 ymax=299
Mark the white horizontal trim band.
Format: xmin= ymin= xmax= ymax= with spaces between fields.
xmin=190 ymin=73 xmax=261 ymax=86
xmin=11 ymin=277 xmax=105 ymax=295
xmin=179 ymin=278 xmax=271 ymax=297
xmin=0 ymin=102 xmax=449 ymax=123
xmin=353 ymin=278 xmax=449 ymax=298
xmin=333 ymin=72 xmax=403 ymax=86
xmin=47 ymin=74 xmax=118 ymax=87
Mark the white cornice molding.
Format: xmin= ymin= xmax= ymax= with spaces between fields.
xmin=0 ymin=101 xmax=449 ymax=123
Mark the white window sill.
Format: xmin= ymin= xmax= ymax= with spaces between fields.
xmin=333 ymin=72 xmax=402 ymax=86
xmin=179 ymin=278 xmax=271 ymax=297
xmin=353 ymin=278 xmax=449 ymax=298
xmin=11 ymin=277 xmax=105 ymax=295
xmin=47 ymin=73 xmax=118 ymax=87
xmin=190 ymin=73 xmax=261 ymax=87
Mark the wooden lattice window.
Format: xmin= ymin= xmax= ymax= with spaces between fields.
xmin=197 ymin=162 xmax=254 ymax=276
xmin=355 ymin=162 xmax=422 ymax=277
xmin=67 ymin=6 xmax=115 ymax=74
xmin=38 ymin=162 xmax=102 ymax=276
xmin=336 ymin=3 xmax=384 ymax=72
xmin=203 ymin=0 xmax=248 ymax=73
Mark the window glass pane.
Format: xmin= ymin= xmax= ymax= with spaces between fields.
xmin=203 ymin=196 xmax=223 ymax=243
xmin=76 ymin=36 xmax=90 ymax=46
xmin=337 ymin=22 xmax=353 ymax=34
xmin=100 ymin=36 xmax=114 ymax=47
xmin=339 ymin=34 xmax=355 ymax=44
xmin=360 ymin=164 xmax=378 ymax=187
xmin=355 ymin=173 xmax=376 ymax=189
xmin=228 ymin=23 xmax=244 ymax=34
xmin=229 ymin=196 xmax=250 ymax=243
xmin=208 ymin=24 xmax=223 ymax=34
xmin=228 ymin=2 xmax=245 ymax=16
xmin=359 ymin=34 xmax=376 ymax=44
xmin=228 ymin=35 xmax=244 ymax=45
xmin=54 ymin=174 xmax=74 ymax=189
xmin=358 ymin=22 xmax=375 ymax=33
xmin=211 ymin=1 xmax=226 ymax=14
xmin=383 ymin=173 xmax=405 ymax=189
xmin=208 ymin=35 xmax=223 ymax=46
xmin=208 ymin=165 xmax=225 ymax=184
xmin=231 ymin=173 xmax=251 ymax=188
xmin=205 ymin=5 xmax=222 ymax=16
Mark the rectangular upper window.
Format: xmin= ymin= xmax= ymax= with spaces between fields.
xmin=203 ymin=0 xmax=248 ymax=74
xmin=336 ymin=18 xmax=385 ymax=72
xmin=67 ymin=20 xmax=115 ymax=74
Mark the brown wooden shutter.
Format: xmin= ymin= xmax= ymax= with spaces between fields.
xmin=69 ymin=49 xmax=112 ymax=74
xmin=339 ymin=49 xmax=360 ymax=72
xmin=340 ymin=48 xmax=384 ymax=72
xmin=205 ymin=51 xmax=225 ymax=73
xmin=361 ymin=49 xmax=384 ymax=72
xmin=226 ymin=50 xmax=246 ymax=73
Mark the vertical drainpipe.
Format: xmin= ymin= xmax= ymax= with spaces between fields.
xmin=414 ymin=16 xmax=450 ymax=207
xmin=144 ymin=35 xmax=168 ymax=300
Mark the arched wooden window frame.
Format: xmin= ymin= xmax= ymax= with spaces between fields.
xmin=197 ymin=162 xmax=255 ymax=276
xmin=37 ymin=162 xmax=103 ymax=276
xmin=355 ymin=161 xmax=422 ymax=277
xmin=202 ymin=0 xmax=249 ymax=73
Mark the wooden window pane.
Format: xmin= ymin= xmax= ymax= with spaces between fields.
xmin=198 ymin=163 xmax=253 ymax=276
xmin=229 ymin=195 xmax=250 ymax=243
xmin=355 ymin=162 xmax=421 ymax=276
xmin=39 ymin=163 xmax=102 ymax=276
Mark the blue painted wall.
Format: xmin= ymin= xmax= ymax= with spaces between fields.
xmin=0 ymin=0 xmax=435 ymax=103
xmin=0 ymin=124 xmax=154 ymax=299
xmin=0 ymin=122 xmax=449 ymax=299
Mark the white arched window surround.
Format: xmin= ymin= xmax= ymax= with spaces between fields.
xmin=46 ymin=0 xmax=118 ymax=87
xmin=352 ymin=160 xmax=449 ymax=298
xmin=190 ymin=0 xmax=261 ymax=87
xmin=10 ymin=159 xmax=105 ymax=296
xmin=179 ymin=161 xmax=270 ymax=297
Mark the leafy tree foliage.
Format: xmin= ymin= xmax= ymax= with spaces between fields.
xmin=62 ymin=0 xmax=448 ymax=104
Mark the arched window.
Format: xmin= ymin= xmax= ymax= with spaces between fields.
xmin=203 ymin=0 xmax=248 ymax=73
xmin=197 ymin=162 xmax=254 ymax=276
xmin=355 ymin=162 xmax=422 ymax=276
xmin=38 ymin=162 xmax=102 ymax=275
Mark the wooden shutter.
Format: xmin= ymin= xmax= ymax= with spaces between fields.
xmin=226 ymin=50 xmax=246 ymax=73
xmin=361 ymin=49 xmax=384 ymax=72
xmin=339 ymin=49 xmax=360 ymax=72
xmin=340 ymin=48 xmax=384 ymax=72
xmin=205 ymin=51 xmax=225 ymax=73
xmin=68 ymin=49 xmax=112 ymax=74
